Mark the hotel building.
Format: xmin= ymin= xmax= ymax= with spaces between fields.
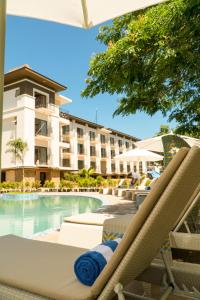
xmin=2 ymin=65 xmax=140 ymax=185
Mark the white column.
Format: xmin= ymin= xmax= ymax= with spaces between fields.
xmin=106 ymin=134 xmax=111 ymax=174
xmin=49 ymin=114 xmax=60 ymax=167
xmin=84 ymin=125 xmax=90 ymax=169
xmin=115 ymin=136 xmax=120 ymax=174
xmin=70 ymin=121 xmax=78 ymax=170
xmin=16 ymin=95 xmax=35 ymax=167
xmin=96 ymin=130 xmax=101 ymax=173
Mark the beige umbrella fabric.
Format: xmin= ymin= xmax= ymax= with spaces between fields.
xmin=114 ymin=148 xmax=163 ymax=162
xmin=135 ymin=134 xmax=200 ymax=153
xmin=7 ymin=0 xmax=165 ymax=28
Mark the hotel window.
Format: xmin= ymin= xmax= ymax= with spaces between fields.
xmin=78 ymin=160 xmax=84 ymax=170
xmin=111 ymin=163 xmax=116 ymax=173
xmin=35 ymin=119 xmax=48 ymax=136
xmin=118 ymin=140 xmax=123 ymax=148
xmin=125 ymin=141 xmax=129 ymax=149
xmin=62 ymin=125 xmax=70 ymax=135
xmin=90 ymin=146 xmax=96 ymax=156
xmin=63 ymin=148 xmax=70 ymax=153
xmin=100 ymin=134 xmax=106 ymax=144
xmin=110 ymin=137 xmax=115 ymax=145
xmin=78 ymin=144 xmax=84 ymax=154
xmin=89 ymin=131 xmax=96 ymax=141
xmin=90 ymin=161 xmax=96 ymax=170
xmin=127 ymin=164 xmax=131 ymax=173
xmin=101 ymin=148 xmax=107 ymax=158
xmin=132 ymin=144 xmax=136 ymax=149
xmin=120 ymin=164 xmax=124 ymax=173
xmin=111 ymin=150 xmax=115 ymax=159
xmin=119 ymin=151 xmax=123 ymax=155
xmin=35 ymin=146 xmax=47 ymax=165
xmin=62 ymin=159 xmax=70 ymax=167
xmin=35 ymin=92 xmax=47 ymax=108
xmin=77 ymin=127 xmax=84 ymax=138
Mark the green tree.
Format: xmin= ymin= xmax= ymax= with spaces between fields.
xmin=155 ymin=125 xmax=171 ymax=136
xmin=82 ymin=0 xmax=200 ymax=136
xmin=6 ymin=138 xmax=28 ymax=191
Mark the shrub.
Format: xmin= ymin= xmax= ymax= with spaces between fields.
xmin=59 ymin=180 xmax=74 ymax=189
xmin=77 ymin=177 xmax=97 ymax=188
xmin=123 ymin=179 xmax=130 ymax=188
xmin=32 ymin=180 xmax=41 ymax=189
xmin=25 ymin=181 xmax=30 ymax=188
xmin=44 ymin=180 xmax=55 ymax=188
xmin=96 ymin=175 xmax=104 ymax=187
xmin=145 ymin=179 xmax=152 ymax=187
xmin=63 ymin=172 xmax=79 ymax=182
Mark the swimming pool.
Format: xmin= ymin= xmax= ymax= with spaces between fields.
xmin=0 ymin=195 xmax=102 ymax=237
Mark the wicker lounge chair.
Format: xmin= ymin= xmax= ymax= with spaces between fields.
xmin=0 ymin=147 xmax=199 ymax=300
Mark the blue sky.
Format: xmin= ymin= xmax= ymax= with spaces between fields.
xmin=5 ymin=15 xmax=176 ymax=140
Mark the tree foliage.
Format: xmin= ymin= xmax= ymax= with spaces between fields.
xmin=82 ymin=0 xmax=200 ymax=137
xmin=6 ymin=138 xmax=28 ymax=191
xmin=155 ymin=125 xmax=171 ymax=136
xmin=6 ymin=138 xmax=28 ymax=164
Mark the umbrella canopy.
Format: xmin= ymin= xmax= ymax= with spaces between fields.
xmin=7 ymin=0 xmax=165 ymax=28
xmin=135 ymin=134 xmax=200 ymax=153
xmin=114 ymin=148 xmax=163 ymax=162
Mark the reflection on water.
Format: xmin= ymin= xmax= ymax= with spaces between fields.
xmin=0 ymin=195 xmax=102 ymax=237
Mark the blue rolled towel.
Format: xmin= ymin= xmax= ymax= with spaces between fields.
xmin=74 ymin=238 xmax=121 ymax=286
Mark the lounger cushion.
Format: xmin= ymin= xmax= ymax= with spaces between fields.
xmin=0 ymin=235 xmax=93 ymax=300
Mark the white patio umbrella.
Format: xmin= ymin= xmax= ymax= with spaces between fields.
xmin=114 ymin=148 xmax=163 ymax=183
xmin=135 ymin=134 xmax=200 ymax=153
xmin=114 ymin=148 xmax=163 ymax=162
xmin=6 ymin=0 xmax=165 ymax=29
xmin=0 ymin=0 xmax=165 ymax=180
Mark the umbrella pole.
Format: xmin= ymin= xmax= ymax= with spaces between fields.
xmin=0 ymin=0 xmax=6 ymax=182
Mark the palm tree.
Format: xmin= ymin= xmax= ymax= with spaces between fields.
xmin=6 ymin=138 xmax=28 ymax=191
xmin=79 ymin=168 xmax=94 ymax=178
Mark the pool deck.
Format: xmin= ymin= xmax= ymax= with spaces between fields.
xmin=35 ymin=192 xmax=137 ymax=247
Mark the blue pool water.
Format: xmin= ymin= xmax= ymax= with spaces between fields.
xmin=0 ymin=195 xmax=102 ymax=237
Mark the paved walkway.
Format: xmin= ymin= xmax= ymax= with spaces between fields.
xmin=35 ymin=192 xmax=137 ymax=246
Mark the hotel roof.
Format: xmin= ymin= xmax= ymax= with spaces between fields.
xmin=60 ymin=112 xmax=140 ymax=142
xmin=4 ymin=65 xmax=67 ymax=92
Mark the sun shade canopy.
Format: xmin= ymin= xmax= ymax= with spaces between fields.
xmin=7 ymin=0 xmax=165 ymax=28
xmin=135 ymin=134 xmax=200 ymax=153
xmin=114 ymin=148 xmax=163 ymax=162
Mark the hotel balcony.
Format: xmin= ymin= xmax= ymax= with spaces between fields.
xmin=60 ymin=134 xmax=70 ymax=144
xmin=60 ymin=158 xmax=71 ymax=168
xmin=35 ymin=95 xmax=57 ymax=115
xmin=35 ymin=146 xmax=48 ymax=166
xmin=35 ymin=120 xmax=51 ymax=143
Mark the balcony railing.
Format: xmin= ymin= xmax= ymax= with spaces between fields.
xmin=35 ymin=158 xmax=48 ymax=165
xmin=35 ymin=126 xmax=48 ymax=137
xmin=35 ymin=95 xmax=47 ymax=108
xmin=61 ymin=136 xmax=70 ymax=143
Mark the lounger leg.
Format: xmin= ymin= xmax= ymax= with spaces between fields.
xmin=114 ymin=283 xmax=126 ymax=300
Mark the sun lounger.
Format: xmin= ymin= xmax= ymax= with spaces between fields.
xmin=0 ymin=147 xmax=199 ymax=300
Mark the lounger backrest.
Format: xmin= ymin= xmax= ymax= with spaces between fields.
xmin=92 ymin=147 xmax=189 ymax=296
xmin=98 ymin=146 xmax=200 ymax=299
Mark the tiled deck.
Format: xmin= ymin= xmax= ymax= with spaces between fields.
xmin=35 ymin=192 xmax=137 ymax=247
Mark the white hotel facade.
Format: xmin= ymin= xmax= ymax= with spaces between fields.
xmin=2 ymin=65 xmax=141 ymax=185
